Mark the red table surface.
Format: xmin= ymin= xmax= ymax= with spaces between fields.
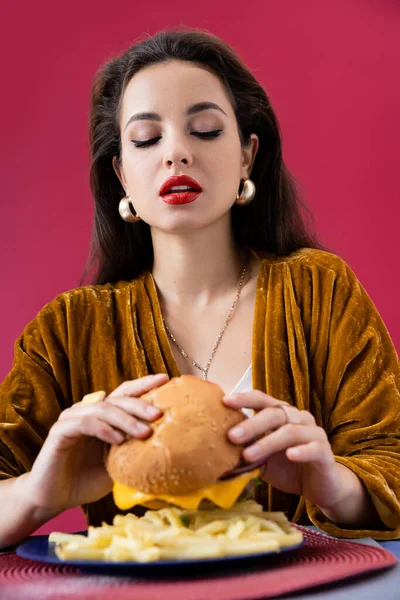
xmin=0 ymin=527 xmax=397 ymax=600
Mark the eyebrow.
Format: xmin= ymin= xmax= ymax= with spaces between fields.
xmin=124 ymin=102 xmax=227 ymax=131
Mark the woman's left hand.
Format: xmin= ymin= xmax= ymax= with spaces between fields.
xmin=223 ymin=391 xmax=342 ymax=510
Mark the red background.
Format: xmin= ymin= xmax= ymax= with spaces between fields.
xmin=1 ymin=0 xmax=399 ymax=535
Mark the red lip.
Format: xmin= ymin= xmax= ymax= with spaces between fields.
xmin=159 ymin=175 xmax=202 ymax=196
xmin=161 ymin=191 xmax=202 ymax=205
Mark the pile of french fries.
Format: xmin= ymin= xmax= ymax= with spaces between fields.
xmin=49 ymin=500 xmax=303 ymax=563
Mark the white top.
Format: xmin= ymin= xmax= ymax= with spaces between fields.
xmin=231 ymin=364 xmax=254 ymax=418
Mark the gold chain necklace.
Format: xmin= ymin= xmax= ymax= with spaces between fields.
xmin=163 ymin=257 xmax=249 ymax=380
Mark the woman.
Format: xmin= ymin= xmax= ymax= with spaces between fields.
xmin=1 ymin=29 xmax=399 ymax=549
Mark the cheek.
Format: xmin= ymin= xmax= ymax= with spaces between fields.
xmin=215 ymin=134 xmax=243 ymax=172
xmin=122 ymin=154 xmax=156 ymax=193
xmin=209 ymin=146 xmax=242 ymax=191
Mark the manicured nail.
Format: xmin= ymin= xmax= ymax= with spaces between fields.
xmin=229 ymin=426 xmax=245 ymax=440
xmin=224 ymin=393 xmax=239 ymax=401
xmin=288 ymin=448 xmax=300 ymax=457
xmin=244 ymin=445 xmax=261 ymax=460
xmin=134 ymin=421 xmax=150 ymax=434
xmin=146 ymin=405 xmax=161 ymax=418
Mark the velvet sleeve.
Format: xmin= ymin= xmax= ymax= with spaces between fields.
xmin=305 ymin=258 xmax=400 ymax=539
xmin=0 ymin=297 xmax=71 ymax=479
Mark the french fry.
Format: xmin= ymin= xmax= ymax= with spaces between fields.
xmin=51 ymin=500 xmax=303 ymax=563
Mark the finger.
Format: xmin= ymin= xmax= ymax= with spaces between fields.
xmin=66 ymin=395 xmax=162 ymax=421
xmin=48 ymin=416 xmax=125 ymax=448
xmin=59 ymin=402 xmax=152 ymax=439
xmin=286 ymin=441 xmax=334 ymax=465
xmin=228 ymin=407 xmax=288 ymax=444
xmin=299 ymin=411 xmax=316 ymax=426
xmin=243 ymin=424 xmax=328 ymax=462
xmin=223 ymin=390 xmax=285 ymax=410
xmin=107 ymin=373 xmax=169 ymax=399
xmin=105 ymin=395 xmax=162 ymax=420
xmin=228 ymin=408 xmax=313 ymax=444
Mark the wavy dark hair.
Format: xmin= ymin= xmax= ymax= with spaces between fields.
xmin=83 ymin=28 xmax=323 ymax=285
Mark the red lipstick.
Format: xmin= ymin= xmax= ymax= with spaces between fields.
xmin=159 ymin=175 xmax=202 ymax=205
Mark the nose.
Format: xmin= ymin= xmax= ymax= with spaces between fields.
xmin=163 ymin=134 xmax=193 ymax=168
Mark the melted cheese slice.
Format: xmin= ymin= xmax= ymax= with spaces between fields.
xmin=113 ymin=469 xmax=260 ymax=511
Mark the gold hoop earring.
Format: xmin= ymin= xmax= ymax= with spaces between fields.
xmin=235 ymin=178 xmax=256 ymax=206
xmin=118 ymin=196 xmax=141 ymax=222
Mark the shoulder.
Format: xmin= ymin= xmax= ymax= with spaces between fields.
xmin=22 ymin=277 xmax=148 ymax=341
xmin=40 ymin=277 xmax=145 ymax=313
xmin=256 ymin=247 xmax=359 ymax=289
xmin=253 ymin=248 xmax=366 ymax=313
xmin=257 ymin=247 xmax=351 ymax=274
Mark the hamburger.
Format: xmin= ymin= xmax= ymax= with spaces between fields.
xmin=105 ymin=375 xmax=260 ymax=511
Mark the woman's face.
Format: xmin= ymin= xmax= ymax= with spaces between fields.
xmin=114 ymin=60 xmax=258 ymax=232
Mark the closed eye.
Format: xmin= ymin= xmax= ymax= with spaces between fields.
xmin=131 ymin=130 xmax=222 ymax=148
xmin=191 ymin=129 xmax=222 ymax=139
xmin=131 ymin=136 xmax=162 ymax=148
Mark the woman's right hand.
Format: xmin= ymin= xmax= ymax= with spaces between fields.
xmin=24 ymin=374 xmax=169 ymax=513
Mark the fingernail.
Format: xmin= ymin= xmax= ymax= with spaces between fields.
xmin=146 ymin=405 xmax=160 ymax=418
xmin=224 ymin=393 xmax=239 ymax=401
xmin=244 ymin=445 xmax=261 ymax=460
xmin=134 ymin=421 xmax=150 ymax=434
xmin=230 ymin=426 xmax=245 ymax=440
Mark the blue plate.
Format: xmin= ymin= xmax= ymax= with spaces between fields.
xmin=16 ymin=533 xmax=304 ymax=575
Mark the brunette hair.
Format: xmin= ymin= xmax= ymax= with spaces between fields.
xmin=84 ymin=28 xmax=323 ymax=285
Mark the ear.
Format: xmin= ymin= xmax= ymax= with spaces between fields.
xmin=112 ymin=156 xmax=128 ymax=194
xmin=240 ymin=134 xmax=259 ymax=180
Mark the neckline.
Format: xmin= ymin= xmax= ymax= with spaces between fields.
xmin=230 ymin=363 xmax=252 ymax=394
xmin=143 ymin=256 xmax=266 ymax=385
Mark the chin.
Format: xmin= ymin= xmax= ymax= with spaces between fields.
xmin=149 ymin=206 xmax=233 ymax=235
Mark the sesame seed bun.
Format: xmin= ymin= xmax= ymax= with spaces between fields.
xmin=105 ymin=375 xmax=245 ymax=495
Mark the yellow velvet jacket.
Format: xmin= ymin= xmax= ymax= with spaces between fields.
xmin=1 ymin=249 xmax=400 ymax=539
